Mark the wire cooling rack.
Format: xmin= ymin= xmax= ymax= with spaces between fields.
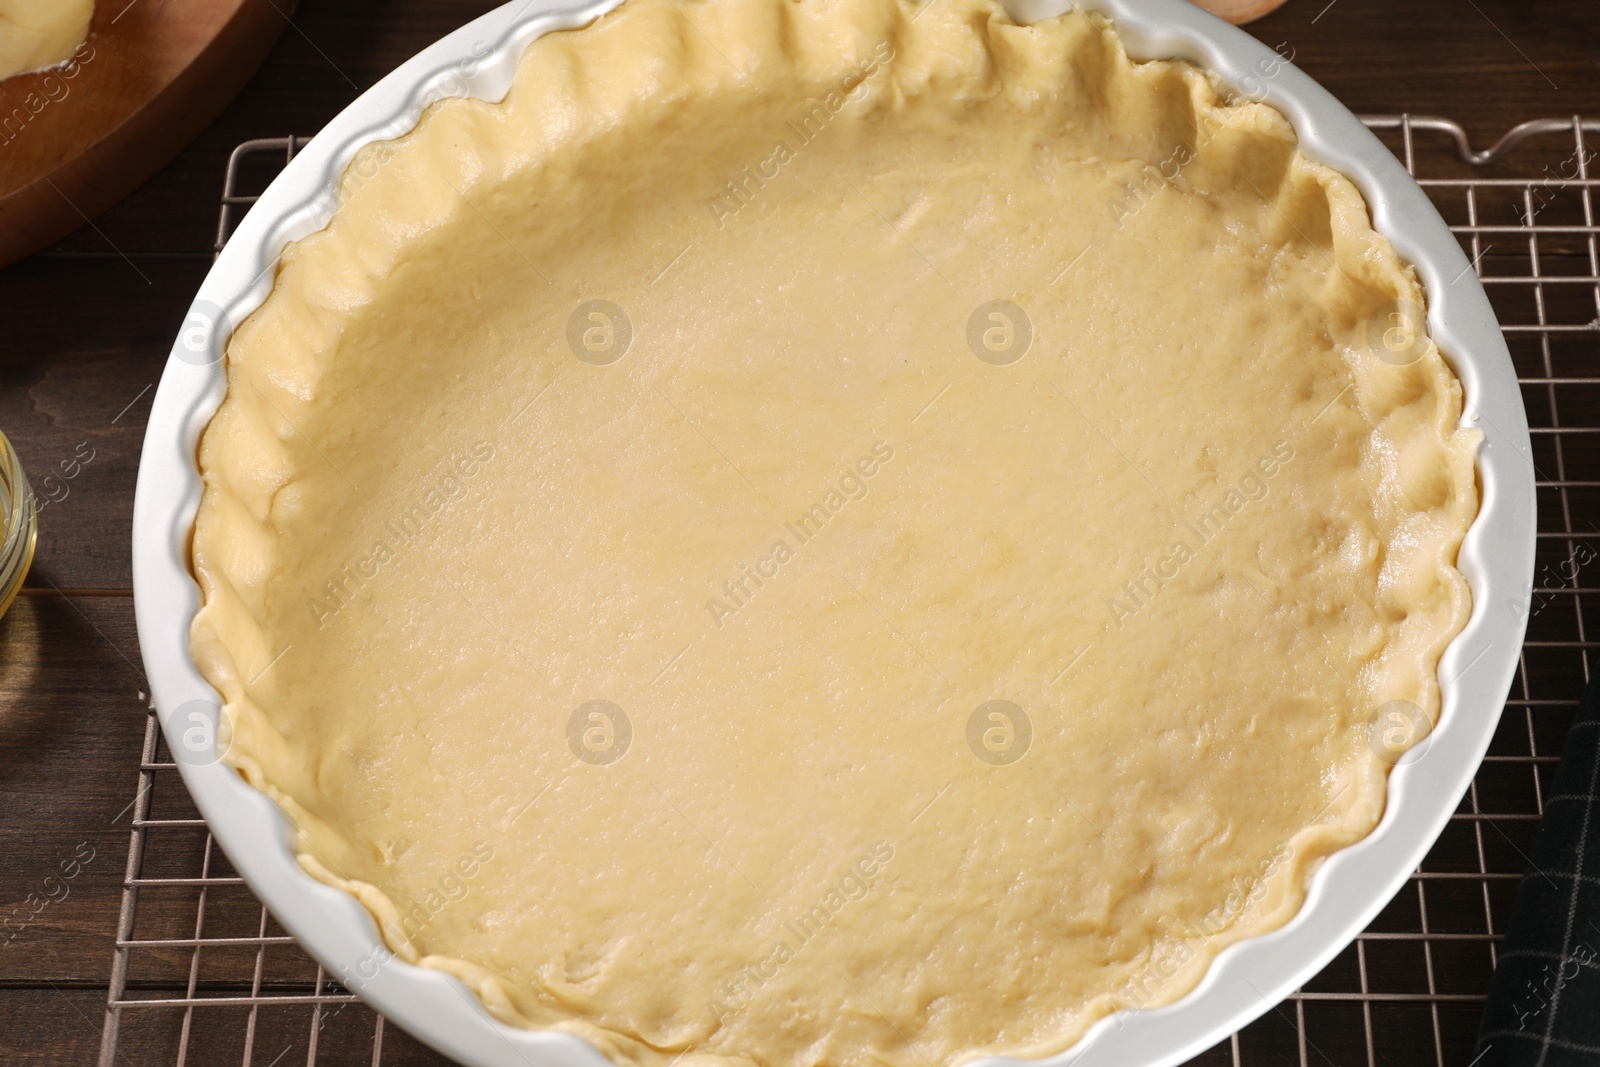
xmin=97 ymin=117 xmax=1600 ymax=1066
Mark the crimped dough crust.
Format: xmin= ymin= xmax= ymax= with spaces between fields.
xmin=189 ymin=1 xmax=1479 ymax=1065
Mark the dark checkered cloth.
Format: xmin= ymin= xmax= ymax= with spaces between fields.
xmin=1477 ymin=674 xmax=1600 ymax=1065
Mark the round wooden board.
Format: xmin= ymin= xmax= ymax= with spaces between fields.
xmin=0 ymin=0 xmax=293 ymax=269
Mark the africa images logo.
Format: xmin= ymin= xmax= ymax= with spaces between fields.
xmin=705 ymin=442 xmax=894 ymax=629
xmin=307 ymin=442 xmax=496 ymax=627
xmin=1107 ymin=442 xmax=1294 ymax=628
xmin=707 ymin=841 xmax=894 ymax=1020
xmin=707 ymin=42 xmax=895 ymax=228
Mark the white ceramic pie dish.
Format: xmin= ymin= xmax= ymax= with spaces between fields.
xmin=131 ymin=0 xmax=1536 ymax=1063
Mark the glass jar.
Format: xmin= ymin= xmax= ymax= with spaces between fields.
xmin=0 ymin=429 xmax=37 ymax=617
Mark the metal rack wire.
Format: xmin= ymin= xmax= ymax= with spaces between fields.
xmin=97 ymin=117 xmax=1600 ymax=1066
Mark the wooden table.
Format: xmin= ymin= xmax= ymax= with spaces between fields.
xmin=1 ymin=0 xmax=1596 ymax=1063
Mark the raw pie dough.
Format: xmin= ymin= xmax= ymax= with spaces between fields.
xmin=0 ymin=0 xmax=92 ymax=81
xmin=190 ymin=0 xmax=1480 ymax=1064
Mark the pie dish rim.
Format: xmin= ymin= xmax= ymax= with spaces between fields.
xmin=129 ymin=0 xmax=1537 ymax=1063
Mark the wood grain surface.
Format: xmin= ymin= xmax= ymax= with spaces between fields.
xmin=0 ymin=0 xmax=1596 ymax=1063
